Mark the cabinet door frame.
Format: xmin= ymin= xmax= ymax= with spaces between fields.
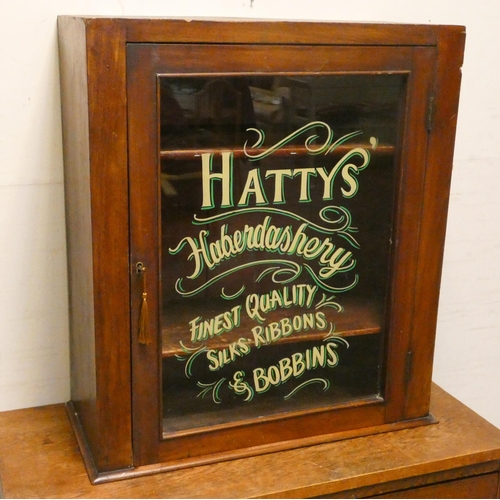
xmin=127 ymin=41 xmax=438 ymax=467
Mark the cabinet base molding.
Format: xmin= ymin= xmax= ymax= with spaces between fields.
xmin=66 ymin=401 xmax=436 ymax=485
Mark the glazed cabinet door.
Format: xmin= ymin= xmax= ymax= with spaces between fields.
xmin=127 ymin=42 xmax=436 ymax=467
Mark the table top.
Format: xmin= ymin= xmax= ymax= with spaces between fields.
xmin=1 ymin=384 xmax=500 ymax=498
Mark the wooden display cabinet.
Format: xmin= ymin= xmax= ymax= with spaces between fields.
xmin=58 ymin=17 xmax=465 ymax=483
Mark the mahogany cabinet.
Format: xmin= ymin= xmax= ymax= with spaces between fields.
xmin=58 ymin=17 xmax=465 ymax=483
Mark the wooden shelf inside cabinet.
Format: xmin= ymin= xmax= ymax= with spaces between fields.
xmin=161 ymin=297 xmax=383 ymax=357
xmin=160 ymin=143 xmax=396 ymax=161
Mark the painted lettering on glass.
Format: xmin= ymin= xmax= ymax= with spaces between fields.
xmin=169 ymin=121 xmax=377 ymax=404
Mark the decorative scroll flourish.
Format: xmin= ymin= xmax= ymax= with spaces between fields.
xmin=326 ymin=130 xmax=364 ymax=154
xmin=221 ymin=286 xmax=246 ymax=300
xmin=174 ymin=259 xmax=302 ymax=298
xmin=315 ymin=294 xmax=344 ymax=312
xmin=193 ymin=206 xmax=359 ymax=247
xmin=303 ymin=263 xmax=358 ymax=291
xmin=323 ymin=333 xmax=350 ymax=348
xmin=243 ymin=122 xmax=365 ymax=161
xmin=176 ymin=342 xmax=208 ymax=378
xmin=197 ymin=378 xmax=226 ymax=404
xmin=284 ymin=378 xmax=330 ymax=400
xmin=244 ymin=121 xmax=333 ymax=160
xmin=173 ymin=259 xmax=359 ymax=298
xmin=324 ymin=322 xmax=337 ymax=339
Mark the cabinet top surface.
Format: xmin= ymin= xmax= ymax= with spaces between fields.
xmin=57 ymin=16 xmax=465 ymax=46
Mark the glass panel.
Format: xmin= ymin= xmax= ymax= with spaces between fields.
xmin=159 ymin=74 xmax=405 ymax=435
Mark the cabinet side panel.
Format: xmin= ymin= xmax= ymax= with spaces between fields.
xmin=58 ymin=16 xmax=133 ymax=473
xmin=58 ymin=16 xmax=99 ymax=462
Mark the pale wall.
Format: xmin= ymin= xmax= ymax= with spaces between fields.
xmin=1 ymin=0 xmax=499 ymax=428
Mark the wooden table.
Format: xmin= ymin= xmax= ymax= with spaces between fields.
xmin=1 ymin=384 xmax=499 ymax=498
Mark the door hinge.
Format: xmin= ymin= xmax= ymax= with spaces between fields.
xmin=426 ymin=94 xmax=435 ymax=133
xmin=405 ymin=350 xmax=413 ymax=387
